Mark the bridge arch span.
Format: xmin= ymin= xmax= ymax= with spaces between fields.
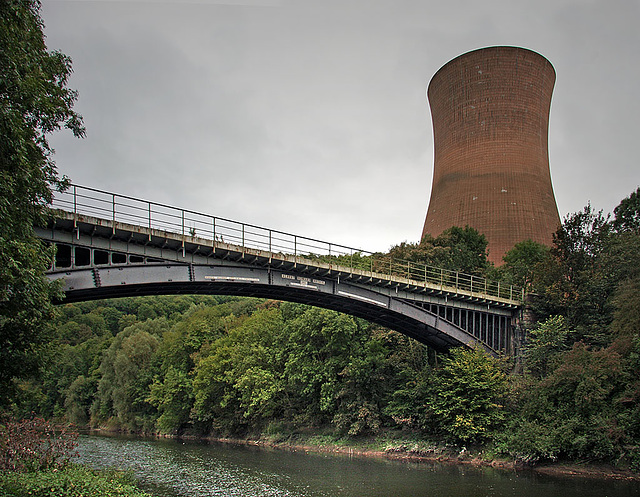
xmin=50 ymin=263 xmax=493 ymax=355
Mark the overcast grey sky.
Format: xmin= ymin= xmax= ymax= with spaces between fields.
xmin=42 ymin=0 xmax=639 ymax=252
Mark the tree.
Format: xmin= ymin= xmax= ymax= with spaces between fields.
xmin=524 ymin=315 xmax=573 ymax=378
xmin=191 ymin=307 xmax=287 ymax=434
xmin=506 ymin=343 xmax=627 ymax=462
xmin=283 ymin=307 xmax=361 ymax=426
xmin=383 ymin=332 xmax=433 ymax=431
xmin=330 ymin=328 xmax=391 ymax=436
xmin=551 ymin=204 xmax=611 ymax=282
xmin=148 ymin=366 xmax=193 ymax=434
xmin=609 ymin=278 xmax=640 ymax=342
xmin=92 ymin=320 xmax=166 ymax=430
xmin=0 ymin=0 xmax=84 ymax=403
xmin=428 ymin=347 xmax=509 ymax=443
xmin=602 ymin=189 xmax=640 ymax=286
xmin=386 ymin=226 xmax=491 ymax=276
xmin=434 ymin=226 xmax=492 ymax=275
xmin=533 ymin=193 xmax=640 ymax=347
xmin=534 ymin=205 xmax=614 ymax=345
xmin=500 ymin=239 xmax=550 ymax=289
xmin=612 ymin=186 xmax=640 ymax=233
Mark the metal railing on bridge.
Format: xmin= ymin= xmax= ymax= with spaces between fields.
xmin=49 ymin=185 xmax=524 ymax=303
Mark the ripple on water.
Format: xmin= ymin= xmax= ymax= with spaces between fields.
xmin=76 ymin=435 xmax=331 ymax=497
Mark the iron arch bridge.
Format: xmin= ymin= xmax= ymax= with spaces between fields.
xmin=37 ymin=186 xmax=524 ymax=356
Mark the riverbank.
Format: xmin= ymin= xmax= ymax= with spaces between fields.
xmin=87 ymin=424 xmax=640 ymax=481
xmin=196 ymin=431 xmax=640 ymax=482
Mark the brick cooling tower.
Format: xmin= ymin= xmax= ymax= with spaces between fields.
xmin=422 ymin=46 xmax=561 ymax=265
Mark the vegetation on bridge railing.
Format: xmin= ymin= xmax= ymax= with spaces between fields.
xmin=50 ymin=184 xmax=523 ymax=302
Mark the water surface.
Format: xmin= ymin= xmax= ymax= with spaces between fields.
xmin=76 ymin=434 xmax=639 ymax=497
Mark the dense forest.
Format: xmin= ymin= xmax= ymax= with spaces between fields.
xmin=7 ymin=187 xmax=640 ymax=470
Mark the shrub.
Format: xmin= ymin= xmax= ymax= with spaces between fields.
xmin=0 ymin=416 xmax=78 ymax=472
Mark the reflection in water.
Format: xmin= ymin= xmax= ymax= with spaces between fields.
xmin=76 ymin=434 xmax=639 ymax=497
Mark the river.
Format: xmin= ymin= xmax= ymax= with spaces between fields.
xmin=76 ymin=434 xmax=639 ymax=497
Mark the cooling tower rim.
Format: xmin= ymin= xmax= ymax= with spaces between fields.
xmin=427 ymin=45 xmax=556 ymax=96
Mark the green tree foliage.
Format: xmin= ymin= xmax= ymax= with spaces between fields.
xmin=612 ymin=186 xmax=640 ymax=233
xmin=148 ymin=367 xmax=193 ymax=434
xmin=283 ymin=307 xmax=362 ymax=425
xmin=607 ymin=279 xmax=640 ymax=467
xmin=497 ymin=188 xmax=640 ymax=464
xmin=190 ymin=304 xmax=396 ymax=436
xmin=526 ymin=190 xmax=640 ymax=348
xmin=92 ymin=321 xmax=165 ymax=431
xmin=609 ymin=279 xmax=640 ymax=342
xmin=29 ymin=296 xmax=413 ymax=438
xmin=192 ymin=306 xmax=287 ymax=434
xmin=330 ymin=334 xmax=390 ymax=436
xmin=387 ymin=226 xmax=491 ymax=276
xmin=172 ymin=303 xmax=232 ymax=355
xmin=599 ymin=226 xmax=640 ymax=291
xmin=505 ymin=343 xmax=628 ymax=462
xmin=382 ymin=332 xmax=433 ymax=431
xmin=534 ymin=205 xmax=615 ymax=345
xmin=64 ymin=375 xmax=96 ymax=425
xmin=427 ymin=347 xmax=509 ymax=443
xmin=144 ymin=303 xmax=223 ymax=432
xmin=524 ymin=316 xmax=573 ymax=378
xmin=500 ymin=239 xmax=550 ymax=289
xmin=0 ymin=0 xmax=84 ymax=403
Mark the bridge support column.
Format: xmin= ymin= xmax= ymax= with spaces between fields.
xmin=508 ymin=293 xmax=539 ymax=370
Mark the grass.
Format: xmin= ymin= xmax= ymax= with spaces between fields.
xmin=257 ymin=424 xmax=457 ymax=458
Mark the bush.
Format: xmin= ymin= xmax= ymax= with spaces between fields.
xmin=0 ymin=465 xmax=150 ymax=497
xmin=499 ymin=419 xmax=560 ymax=463
xmin=503 ymin=343 xmax=628 ymax=463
